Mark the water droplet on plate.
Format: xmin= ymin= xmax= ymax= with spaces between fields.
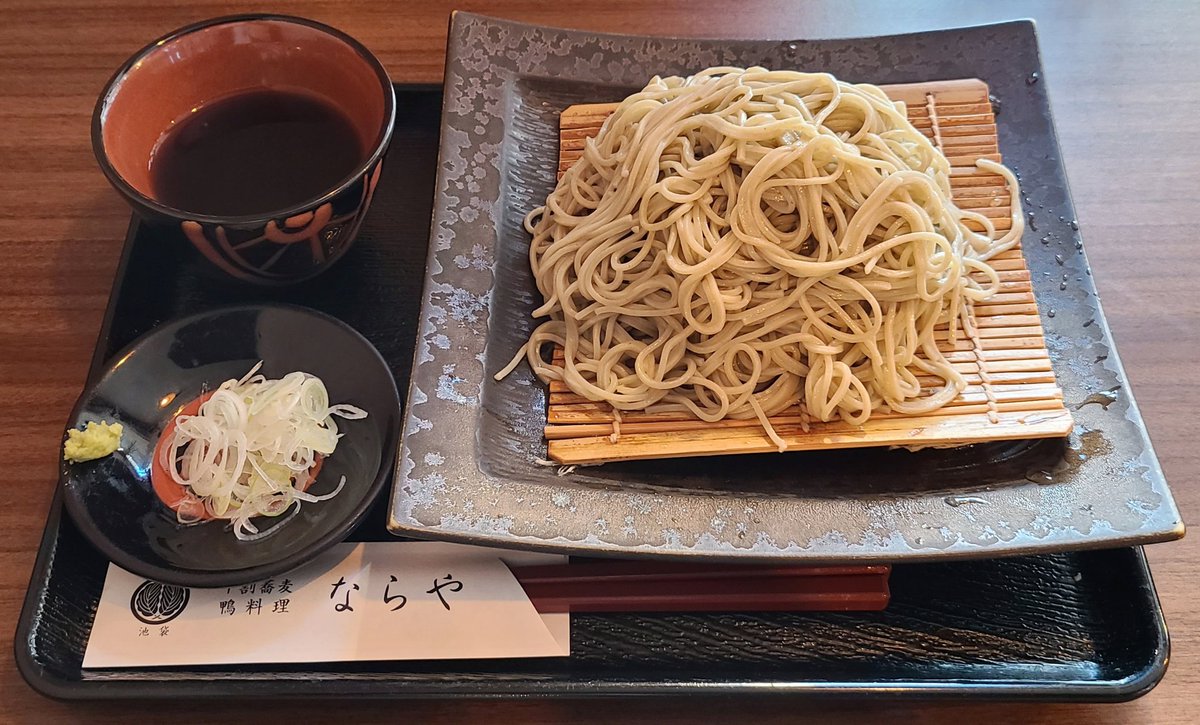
xmin=1055 ymin=254 xmax=1064 ymax=265
xmin=945 ymin=495 xmax=989 ymax=507
xmin=1025 ymin=469 xmax=1057 ymax=485
xmin=1070 ymin=219 xmax=1079 ymax=230
xmin=1025 ymin=457 xmax=1072 ymax=485
xmin=1047 ymin=309 xmax=1056 ymax=318
xmin=1026 ymin=72 xmax=1040 ymax=85
xmin=1075 ymin=388 xmax=1119 ymax=410
xmin=1027 ymin=212 xmax=1038 ymax=231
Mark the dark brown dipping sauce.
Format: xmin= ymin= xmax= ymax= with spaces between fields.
xmin=150 ymin=89 xmax=365 ymax=217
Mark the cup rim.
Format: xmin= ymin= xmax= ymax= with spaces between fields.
xmin=91 ymin=13 xmax=397 ymax=226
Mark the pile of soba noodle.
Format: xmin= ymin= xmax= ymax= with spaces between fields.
xmin=498 ymin=67 xmax=1023 ymax=450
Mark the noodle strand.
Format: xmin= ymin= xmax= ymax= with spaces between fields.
xmin=500 ymin=68 xmax=1022 ymax=450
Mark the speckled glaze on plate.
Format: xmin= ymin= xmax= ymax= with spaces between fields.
xmin=389 ymin=13 xmax=1183 ymax=561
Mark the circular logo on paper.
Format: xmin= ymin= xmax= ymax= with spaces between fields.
xmin=129 ymin=580 xmax=190 ymax=625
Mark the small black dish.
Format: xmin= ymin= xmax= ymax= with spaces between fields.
xmin=59 ymin=303 xmax=400 ymax=587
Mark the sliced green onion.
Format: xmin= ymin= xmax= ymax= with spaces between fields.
xmin=159 ymin=362 xmax=367 ymax=540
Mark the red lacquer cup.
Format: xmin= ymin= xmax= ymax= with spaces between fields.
xmin=92 ymin=15 xmax=396 ymax=284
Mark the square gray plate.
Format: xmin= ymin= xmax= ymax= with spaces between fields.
xmin=388 ymin=12 xmax=1183 ymax=561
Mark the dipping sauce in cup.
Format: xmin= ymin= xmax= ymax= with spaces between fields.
xmin=93 ymin=14 xmax=396 ymax=284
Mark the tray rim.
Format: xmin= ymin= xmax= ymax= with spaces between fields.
xmin=14 ymin=498 xmax=1172 ymax=701
xmin=13 ymin=84 xmax=1170 ymax=703
xmin=388 ymin=12 xmax=1184 ymax=562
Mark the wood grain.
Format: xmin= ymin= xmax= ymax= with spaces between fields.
xmin=545 ymin=82 xmax=1072 ymax=465
xmin=0 ymin=1 xmax=1197 ymax=723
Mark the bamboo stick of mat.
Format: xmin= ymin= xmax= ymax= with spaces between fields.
xmin=544 ymin=78 xmax=1071 ymax=465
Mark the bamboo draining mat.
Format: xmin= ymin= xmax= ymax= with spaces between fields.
xmin=544 ymin=79 xmax=1072 ymax=465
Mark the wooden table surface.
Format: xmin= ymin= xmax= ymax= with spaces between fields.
xmin=2 ymin=0 xmax=1197 ymax=722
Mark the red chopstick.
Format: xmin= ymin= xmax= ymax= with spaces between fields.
xmin=508 ymin=560 xmax=890 ymax=613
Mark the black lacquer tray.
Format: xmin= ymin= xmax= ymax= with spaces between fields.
xmin=15 ymin=89 xmax=1168 ymax=701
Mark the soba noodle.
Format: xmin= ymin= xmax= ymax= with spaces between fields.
xmin=497 ymin=67 xmax=1023 ymax=450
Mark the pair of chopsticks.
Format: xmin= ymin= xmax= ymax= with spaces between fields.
xmin=508 ymin=560 xmax=890 ymax=613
